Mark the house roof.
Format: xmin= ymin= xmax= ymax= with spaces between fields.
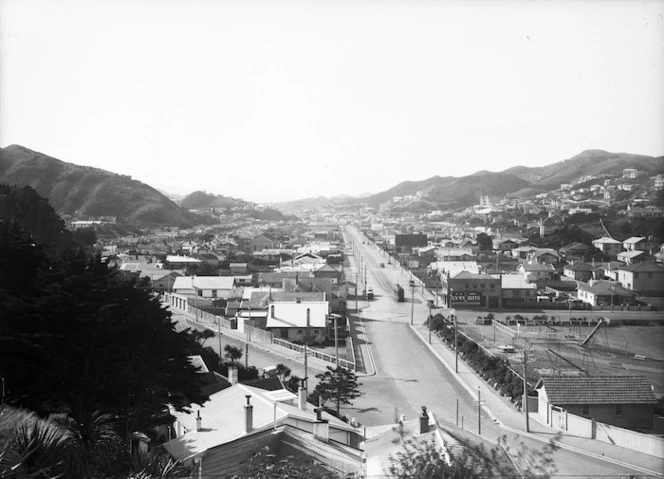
xmin=258 ymin=272 xmax=302 ymax=284
xmin=452 ymin=271 xmax=498 ymax=281
xmin=247 ymin=291 xmax=326 ymax=309
xmin=618 ymin=262 xmax=664 ymax=273
xmin=501 ymin=274 xmax=536 ymax=290
xmin=593 ymin=237 xmax=621 ymax=245
xmin=538 ymin=376 xmax=657 ymax=405
xmin=532 ymin=249 xmax=560 ymax=258
xmin=564 ymin=262 xmax=594 ymax=272
xmin=578 ymin=281 xmax=635 ymax=296
xmin=166 ymin=255 xmax=202 ymax=264
xmin=173 ymin=276 xmax=236 ymax=290
xmin=434 ymin=261 xmax=480 ymax=276
xmin=520 ymin=263 xmax=555 ymax=272
xmin=617 ymin=250 xmax=648 ymax=259
xmin=163 ymin=383 xmax=356 ymax=460
xmin=266 ymin=301 xmax=328 ymax=329
xmin=623 ymin=236 xmax=647 ymax=245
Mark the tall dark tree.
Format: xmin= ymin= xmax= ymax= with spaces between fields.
xmin=1 ymin=254 xmax=208 ymax=443
xmin=476 ymin=232 xmax=493 ymax=251
xmin=0 ymin=208 xmax=209 ymax=447
xmin=309 ymin=366 xmax=362 ymax=416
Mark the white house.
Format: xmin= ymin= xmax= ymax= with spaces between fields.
xmin=172 ymin=276 xmax=238 ymax=299
xmin=266 ymin=300 xmax=329 ymax=342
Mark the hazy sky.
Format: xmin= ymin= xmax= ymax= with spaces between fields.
xmin=1 ymin=0 xmax=663 ymax=203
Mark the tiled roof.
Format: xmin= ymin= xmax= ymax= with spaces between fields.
xmin=539 ymin=376 xmax=657 ymax=405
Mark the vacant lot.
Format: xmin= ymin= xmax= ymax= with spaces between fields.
xmin=460 ymin=320 xmax=664 ymax=396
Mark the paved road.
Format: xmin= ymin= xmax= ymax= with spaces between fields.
xmin=342 ymin=225 xmax=662 ymax=479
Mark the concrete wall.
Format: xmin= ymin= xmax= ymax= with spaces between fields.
xmin=595 ymin=421 xmax=664 ymax=458
xmin=543 ymin=405 xmax=664 ymax=458
xmin=563 ymin=403 xmax=654 ymax=430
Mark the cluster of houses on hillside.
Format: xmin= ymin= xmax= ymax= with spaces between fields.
xmin=372 ymin=232 xmax=663 ymax=310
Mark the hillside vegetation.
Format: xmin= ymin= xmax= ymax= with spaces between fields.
xmin=0 ymin=145 xmax=196 ymax=227
xmin=358 ymin=150 xmax=664 ymax=208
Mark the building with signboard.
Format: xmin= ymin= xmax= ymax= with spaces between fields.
xmin=441 ymin=271 xmax=502 ymax=309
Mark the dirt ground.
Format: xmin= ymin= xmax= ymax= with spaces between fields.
xmin=460 ymin=320 xmax=664 ymax=397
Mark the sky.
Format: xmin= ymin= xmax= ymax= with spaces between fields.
xmin=1 ymin=1 xmax=663 ymax=203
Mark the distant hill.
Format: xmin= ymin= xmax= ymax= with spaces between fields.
xmin=180 ymin=190 xmax=243 ymax=210
xmin=272 ymin=196 xmax=357 ymax=216
xmin=181 ymin=190 xmax=293 ymax=221
xmin=503 ymin=150 xmax=664 ymax=186
xmin=0 ymin=145 xmax=197 ymax=227
xmin=358 ymin=150 xmax=664 ymax=208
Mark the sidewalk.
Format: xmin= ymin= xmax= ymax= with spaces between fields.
xmin=169 ymin=307 xmax=333 ymax=373
xmin=410 ymin=321 xmax=664 ymax=477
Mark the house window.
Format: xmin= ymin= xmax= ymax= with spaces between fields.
xmin=197 ymin=290 xmax=203 ymax=297
xmin=582 ymin=405 xmax=589 ymax=416
xmin=490 ymin=284 xmax=496 ymax=289
xmin=615 ymin=404 xmax=622 ymax=416
xmin=212 ymin=290 xmax=217 ymax=298
xmin=313 ymin=329 xmax=319 ymax=334
xmin=297 ymin=329 xmax=303 ymax=334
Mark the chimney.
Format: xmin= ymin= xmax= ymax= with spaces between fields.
xmin=313 ymin=407 xmax=329 ymax=443
xmin=419 ymin=406 xmax=429 ymax=434
xmin=196 ymin=410 xmax=202 ymax=432
xmin=228 ymin=366 xmax=239 ymax=385
xmin=298 ymin=386 xmax=307 ymax=411
xmin=244 ymin=395 xmax=253 ymax=434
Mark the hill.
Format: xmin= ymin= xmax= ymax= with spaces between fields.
xmin=358 ymin=150 xmax=664 ymax=208
xmin=180 ymin=190 xmax=293 ymax=221
xmin=0 ymin=145 xmax=197 ymax=227
xmin=504 ymin=150 xmax=664 ymax=186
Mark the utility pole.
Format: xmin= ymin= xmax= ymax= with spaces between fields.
xmin=455 ymin=315 xmax=459 ymax=373
xmin=477 ymin=387 xmax=482 ymax=435
xmin=304 ymin=310 xmax=310 ymax=396
xmin=410 ymin=280 xmax=415 ymax=326
xmin=428 ymin=305 xmax=432 ymax=344
xmin=355 ymin=272 xmax=359 ymax=312
xmin=524 ymin=347 xmax=530 ymax=432
xmin=245 ymin=307 xmax=251 ymax=369
xmin=334 ymin=314 xmax=339 ymax=367
xmin=218 ymin=315 xmax=223 ymax=369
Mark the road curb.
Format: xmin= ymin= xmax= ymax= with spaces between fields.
xmin=408 ymin=322 xmax=663 ymax=477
